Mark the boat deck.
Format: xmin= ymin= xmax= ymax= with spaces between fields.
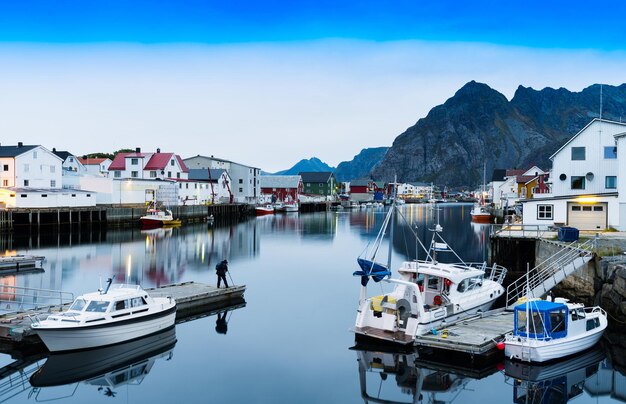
xmin=0 ymin=281 xmax=245 ymax=351
xmin=414 ymin=309 xmax=514 ymax=355
xmin=354 ymin=326 xmax=415 ymax=345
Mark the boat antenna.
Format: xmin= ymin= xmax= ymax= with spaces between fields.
xmin=101 ymin=275 xmax=115 ymax=295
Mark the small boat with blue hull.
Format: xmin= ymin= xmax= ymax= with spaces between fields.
xmin=31 ymin=279 xmax=176 ymax=352
xmin=504 ymin=298 xmax=607 ymax=363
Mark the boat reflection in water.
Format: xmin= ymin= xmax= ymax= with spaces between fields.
xmin=504 ymin=345 xmax=606 ymax=404
xmin=354 ymin=345 xmax=497 ymax=404
xmin=30 ymin=326 xmax=177 ymax=391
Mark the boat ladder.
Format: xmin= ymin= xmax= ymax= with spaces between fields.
xmin=505 ymin=238 xmax=595 ymax=309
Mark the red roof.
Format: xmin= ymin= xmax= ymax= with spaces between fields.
xmin=78 ymin=157 xmax=108 ymax=165
xmin=109 ymin=153 xmax=147 ymax=171
xmin=145 ymin=153 xmax=175 ymax=170
xmin=108 ymin=151 xmax=188 ymax=172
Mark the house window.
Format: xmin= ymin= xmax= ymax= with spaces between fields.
xmin=186 ymin=183 xmax=189 ymax=189
xmin=2 ymin=180 xmax=7 ymax=186
xmin=239 ymin=179 xmax=243 ymax=184
xmin=571 ymin=147 xmax=585 ymax=160
xmin=131 ymin=171 xmax=138 ymax=178
xmin=2 ymin=165 xmax=8 ymax=171
xmin=23 ymin=179 xmax=29 ymax=186
xmin=20 ymin=194 xmax=27 ymax=198
xmin=72 ymin=194 xmax=76 ymax=197
xmin=87 ymin=194 xmax=91 ymax=197
xmin=604 ymin=146 xmax=617 ymax=159
xmin=69 ymin=157 xmax=73 ymax=162
xmin=606 ymin=176 xmax=617 ymax=189
xmin=33 ymin=151 xmax=37 ymax=159
xmin=571 ymin=176 xmax=585 ymax=190
xmin=24 ymin=164 xmax=29 ymax=172
xmin=177 ymin=172 xmax=180 ymax=179
xmin=170 ymin=160 xmax=175 ymax=166
xmin=114 ymin=171 xmax=121 ymax=178
xmin=41 ymin=194 xmax=47 ymax=198
xmin=168 ymin=171 xmax=172 ymax=177
xmin=50 ymin=165 xmax=55 ymax=173
xmin=239 ymin=187 xmax=243 ymax=192
xmin=179 ymin=183 xmax=182 ymax=188
xmin=131 ymin=158 xmax=138 ymax=165
xmin=537 ymin=204 xmax=553 ymax=220
xmin=150 ymin=171 xmax=157 ymax=178
xmin=50 ymin=180 xmax=56 ymax=187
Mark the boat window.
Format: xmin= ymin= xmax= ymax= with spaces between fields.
xmin=86 ymin=300 xmax=110 ymax=313
xmin=457 ymin=279 xmax=468 ymax=293
xmin=467 ymin=276 xmax=483 ymax=291
xmin=586 ymin=318 xmax=597 ymax=331
xmin=517 ymin=310 xmax=546 ymax=336
xmin=114 ymin=300 xmax=129 ymax=311
xmin=427 ymin=277 xmax=439 ymax=290
xmin=131 ymin=297 xmax=147 ymax=307
xmin=550 ymin=310 xmax=566 ymax=334
xmin=576 ymin=308 xmax=585 ymax=319
xmin=69 ymin=298 xmax=87 ymax=311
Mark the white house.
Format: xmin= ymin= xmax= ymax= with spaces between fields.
xmin=184 ymin=155 xmax=261 ymax=203
xmin=52 ymin=149 xmax=86 ymax=176
xmin=78 ymin=157 xmax=112 ymax=177
xmin=521 ymin=119 xmax=625 ymax=230
xmin=0 ymin=143 xmax=97 ymax=208
xmin=184 ymin=169 xmax=232 ymax=204
xmin=109 ymin=148 xmax=189 ymax=180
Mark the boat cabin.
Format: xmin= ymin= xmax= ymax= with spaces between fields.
xmin=513 ymin=300 xmax=568 ymax=340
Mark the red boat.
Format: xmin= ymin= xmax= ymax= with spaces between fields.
xmin=255 ymin=205 xmax=274 ymax=216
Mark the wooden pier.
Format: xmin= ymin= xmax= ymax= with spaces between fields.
xmin=0 ymin=281 xmax=245 ymax=352
xmin=414 ymin=309 xmax=514 ymax=356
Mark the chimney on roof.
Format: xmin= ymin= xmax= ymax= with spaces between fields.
xmin=157 ymin=148 xmax=160 ymax=153
xmin=53 ymin=147 xmax=56 ymax=152
xmin=136 ymin=147 xmax=141 ymax=153
xmin=18 ymin=142 xmax=23 ymax=147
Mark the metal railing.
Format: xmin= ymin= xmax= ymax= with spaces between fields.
xmin=490 ymin=224 xmax=551 ymax=239
xmin=0 ymin=285 xmax=74 ymax=314
xmin=464 ymin=262 xmax=508 ymax=284
xmin=505 ymin=239 xmax=594 ymax=308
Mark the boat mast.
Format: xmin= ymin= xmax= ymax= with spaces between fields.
xmin=387 ymin=177 xmax=398 ymax=271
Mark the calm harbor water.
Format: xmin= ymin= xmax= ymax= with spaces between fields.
xmin=0 ymin=203 xmax=622 ymax=403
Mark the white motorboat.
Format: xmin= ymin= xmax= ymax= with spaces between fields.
xmin=504 ymin=298 xmax=607 ymax=363
xmin=139 ymin=204 xmax=180 ymax=228
xmin=31 ymin=279 xmax=176 ymax=352
xmin=353 ymin=201 xmax=507 ymax=344
xmin=281 ymin=202 xmax=299 ymax=212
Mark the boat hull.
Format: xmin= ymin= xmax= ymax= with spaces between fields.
xmin=505 ymin=325 xmax=606 ymax=363
xmin=139 ymin=218 xmax=165 ymax=229
xmin=34 ymin=303 xmax=176 ymax=352
xmin=471 ymin=213 xmax=493 ymax=223
xmin=255 ymin=207 xmax=274 ymax=216
xmin=30 ymin=326 xmax=177 ymax=387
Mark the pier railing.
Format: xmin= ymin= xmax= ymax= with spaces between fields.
xmin=0 ymin=285 xmax=74 ymax=314
xmin=505 ymin=239 xmax=595 ymax=309
xmin=490 ymin=224 xmax=550 ymax=239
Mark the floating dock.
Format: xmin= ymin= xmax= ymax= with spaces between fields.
xmin=0 ymin=281 xmax=245 ymax=352
xmin=0 ymin=255 xmax=45 ymax=274
xmin=414 ymin=309 xmax=514 ymax=356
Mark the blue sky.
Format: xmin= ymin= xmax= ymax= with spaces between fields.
xmin=1 ymin=1 xmax=626 ymax=171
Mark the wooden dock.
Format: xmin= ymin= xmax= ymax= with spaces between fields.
xmin=414 ymin=309 xmax=514 ymax=355
xmin=0 ymin=281 xmax=245 ymax=352
xmin=0 ymin=255 xmax=45 ymax=274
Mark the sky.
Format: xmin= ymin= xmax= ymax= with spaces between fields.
xmin=1 ymin=1 xmax=626 ymax=172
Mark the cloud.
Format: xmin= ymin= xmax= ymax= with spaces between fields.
xmin=0 ymin=40 xmax=625 ymax=172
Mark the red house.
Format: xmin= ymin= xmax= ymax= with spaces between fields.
xmin=259 ymin=175 xmax=303 ymax=202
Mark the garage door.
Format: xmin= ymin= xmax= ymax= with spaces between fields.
xmin=568 ymin=203 xmax=607 ymax=230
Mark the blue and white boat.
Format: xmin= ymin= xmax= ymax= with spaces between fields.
xmin=504 ymin=298 xmax=607 ymax=363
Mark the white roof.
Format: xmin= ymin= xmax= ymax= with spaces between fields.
xmin=78 ymin=284 xmax=148 ymax=302
xmin=260 ymin=175 xmax=301 ymax=188
xmin=549 ymin=118 xmax=626 ymax=160
xmin=398 ymin=261 xmax=485 ymax=283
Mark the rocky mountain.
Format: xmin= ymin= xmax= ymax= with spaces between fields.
xmin=273 ymin=157 xmax=335 ymax=175
xmin=371 ymin=81 xmax=626 ymax=187
xmin=333 ymin=147 xmax=388 ymax=182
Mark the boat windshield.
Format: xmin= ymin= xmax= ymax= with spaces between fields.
xmin=85 ymin=300 xmax=110 ymax=313
xmin=69 ymin=298 xmax=87 ymax=311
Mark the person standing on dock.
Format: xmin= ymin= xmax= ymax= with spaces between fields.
xmin=215 ymin=259 xmax=229 ymax=288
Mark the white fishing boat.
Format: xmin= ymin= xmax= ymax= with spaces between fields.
xmin=255 ymin=204 xmax=275 ymax=216
xmin=282 ymin=202 xmax=299 ymax=212
xmin=31 ymin=278 xmax=176 ymax=352
xmin=352 ymin=200 xmax=507 ymax=345
xmin=504 ymin=297 xmax=607 ymax=363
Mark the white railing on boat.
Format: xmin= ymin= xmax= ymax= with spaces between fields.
xmin=0 ymin=285 xmax=74 ymax=314
xmin=505 ymin=239 xmax=595 ymax=309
